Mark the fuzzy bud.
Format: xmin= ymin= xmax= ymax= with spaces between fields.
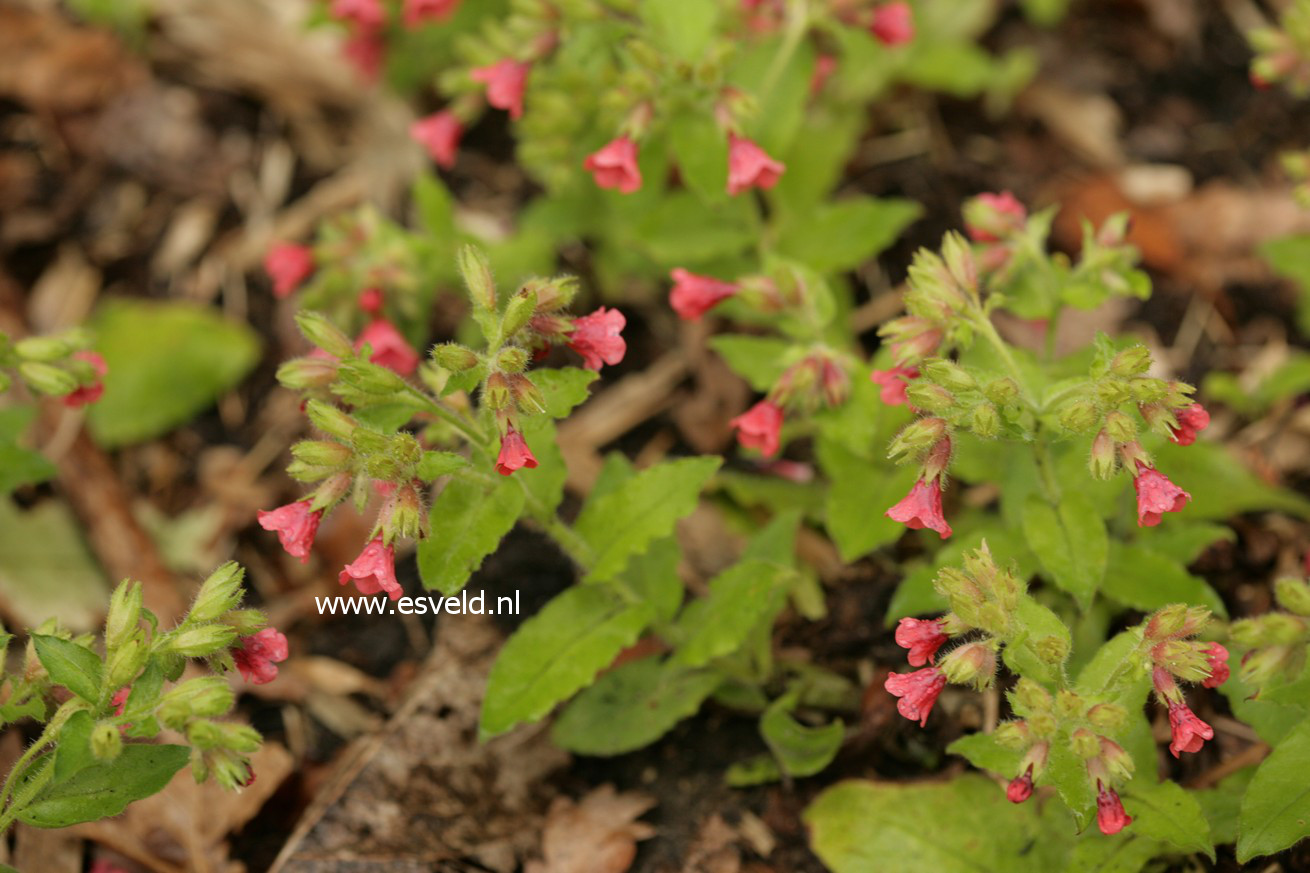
xmin=222 ymin=609 xmax=268 ymax=637
xmin=159 ymin=677 xmax=236 ymax=729
xmin=1034 ymin=634 xmax=1070 ymax=667
xmin=921 ymin=358 xmax=975 ymax=393
xmin=1011 ymin=679 xmax=1053 ymax=716
xmin=1058 ymin=398 xmax=1099 ymax=433
xmin=1055 ymin=690 xmax=1084 ymax=720
xmin=105 ymin=580 xmax=143 ymax=652
xmin=291 ymin=440 xmax=352 ymax=469
xmin=905 ymin=381 xmax=956 ymax=413
xmin=1087 ymin=703 xmax=1127 ymax=732
xmin=432 ymin=343 xmax=479 ymax=372
xmin=190 ymin=562 xmax=245 ymax=624
xmin=1230 ymin=614 xmax=1308 ymax=648
xmin=984 ymin=378 xmax=1020 ymax=407
xmin=1095 ymin=379 xmax=1132 ymax=406
xmin=970 ymin=403 xmax=1000 ymax=438
xmin=457 ymin=245 xmax=497 ymax=311
xmin=888 ymin=417 xmax=949 ymax=461
xmin=496 ymin=346 xmax=530 ymax=374
xmin=994 ymin=720 xmax=1030 ymax=749
xmin=20 ymin=362 xmax=76 ymax=397
xmin=1088 ymin=429 xmax=1117 ymax=480
xmin=295 ymin=311 xmax=354 ymax=359
xmin=1110 ymin=345 xmax=1152 ymax=378
xmin=15 ymin=336 xmax=73 ymax=362
xmin=106 ymin=638 xmax=146 ymax=690
xmin=939 ymin=642 xmax=996 ymax=688
xmin=1072 ymin=728 xmax=1102 ymax=760
xmin=1104 ymin=410 xmax=1137 ymax=443
xmin=502 ymin=288 xmax=537 ymax=338
xmin=91 ymin=723 xmax=122 ymax=761
xmin=509 ymin=373 xmax=545 ymax=415
xmin=165 ymin=624 xmax=239 ymax=658
xmin=305 ymin=400 xmax=357 ymax=441
xmin=484 ymin=372 xmax=512 ymax=410
xmin=1275 ymin=577 xmax=1310 ymax=617
xmin=276 ymin=355 xmax=339 ymax=391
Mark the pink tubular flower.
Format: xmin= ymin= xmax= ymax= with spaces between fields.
xmin=471 ymin=60 xmax=529 ymax=120
xmin=257 ymin=500 xmax=322 ymax=564
xmin=339 ymin=537 xmax=402 ymax=600
xmin=403 ymin=0 xmax=460 ymax=28
xmin=496 ymin=427 xmax=538 ymax=476
xmin=584 ymin=137 xmax=643 ymax=194
xmin=894 ymin=617 xmax=948 ymax=667
xmin=726 ymin=135 xmax=785 ymax=196
xmin=870 ymin=2 xmax=914 ymax=46
xmin=63 ymin=351 xmax=107 ymax=408
xmin=1132 ymin=462 xmax=1191 ymax=527
xmin=1202 ymin=642 xmax=1230 ymax=688
xmin=670 ymin=268 xmax=738 ymax=321
xmin=342 ymin=30 xmax=385 ymax=81
xmin=359 ymin=287 xmax=384 ymax=314
xmin=567 ymin=307 xmax=627 ymax=371
xmin=1167 ymin=702 xmax=1214 ymax=757
xmin=410 ymin=111 xmax=464 ymax=169
xmin=1096 ymin=782 xmax=1132 ymax=835
xmin=111 ymin=686 xmax=130 ymax=717
xmin=884 ymin=667 xmax=946 ymax=726
xmin=730 ymin=400 xmax=785 ymax=458
xmin=810 ymin=54 xmax=838 ymax=95
xmin=870 ymin=366 xmax=918 ymax=406
xmin=1007 ymin=765 xmax=1034 ymax=804
xmin=330 ymin=0 xmax=385 ymax=29
xmin=355 ymin=319 xmax=420 ymax=376
xmin=233 ymin=627 xmax=289 ymax=685
xmin=965 ymin=191 xmax=1027 ymax=243
xmin=264 ymin=243 xmax=315 ymax=298
xmin=1168 ymin=402 xmax=1210 ymax=447
xmin=886 ymin=478 xmax=952 ymax=539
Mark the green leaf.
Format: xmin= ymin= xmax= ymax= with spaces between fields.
xmin=413 ymin=171 xmax=455 ymax=239
xmin=551 ymin=658 xmax=721 ymax=755
xmin=726 ymin=753 xmax=784 ymax=787
xmin=1195 ymin=766 xmax=1256 ymax=847
xmin=528 ymin=367 xmax=599 ymax=418
xmin=642 ymin=0 xmax=717 ymax=62
xmin=1220 ymin=663 xmax=1307 ymax=745
xmin=416 ymin=451 xmax=468 ymax=481
xmin=1003 ymin=596 xmax=1073 ymax=687
xmin=480 ymin=586 xmax=652 ymax=739
xmin=817 ymin=438 xmax=920 ymax=562
xmin=672 ymin=559 xmax=794 ymax=668
xmin=617 ymin=536 xmax=683 ymax=624
xmin=1046 ymin=739 xmax=1097 ymax=831
xmin=760 ymin=694 xmax=844 ymax=778
xmin=1122 ymin=779 xmax=1213 ymax=859
xmin=0 ymin=408 xmax=56 ymax=495
xmin=669 ymin=112 xmax=729 ymax=203
xmin=1152 ymin=441 xmax=1310 ymax=521
xmin=574 ymin=456 xmax=721 ymax=584
xmin=517 ymin=417 xmax=567 ymax=520
xmin=707 ymin=335 xmax=794 ymax=392
xmin=1237 ymin=716 xmax=1310 ymax=861
xmin=805 ymin=775 xmax=1049 ymax=873
xmin=1023 ymin=492 xmax=1107 ymax=610
xmin=19 ymin=743 xmax=189 ymax=827
xmin=0 ymin=499 xmax=108 ymax=632
xmin=88 ymin=300 xmax=260 ymax=448
xmin=947 ymin=732 xmax=1022 ymax=777
xmin=1102 ymin=544 xmax=1226 ymax=617
xmin=53 ymin=711 xmax=96 ymax=784
xmin=1064 ymin=832 xmax=1164 ymax=873
xmin=32 ymin=635 xmax=102 ymax=702
xmin=1261 ymin=234 xmax=1310 ymax=335
xmin=418 ymin=474 xmax=525 ymax=595
xmin=1132 ymin=522 xmax=1235 ymax=565
xmin=775 ymin=197 xmax=921 ymax=274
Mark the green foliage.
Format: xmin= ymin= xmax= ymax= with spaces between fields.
xmin=1022 ymin=492 xmax=1107 ymax=611
xmin=671 ymin=559 xmax=794 ymax=668
xmin=418 ymin=475 xmax=525 ymax=595
xmin=18 ymin=745 xmax=190 ymax=828
xmin=0 ymin=408 xmax=55 ymax=496
xmin=1237 ymin=717 xmax=1310 ymax=861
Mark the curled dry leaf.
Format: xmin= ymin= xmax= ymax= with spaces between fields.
xmin=526 ymin=785 xmax=657 ymax=873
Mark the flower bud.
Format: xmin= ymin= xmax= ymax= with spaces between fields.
xmin=166 ymin=624 xmax=239 ymax=658
xmin=305 ymin=400 xmax=357 ymax=441
xmin=994 ymin=720 xmax=1030 ymax=749
xmin=1034 ymin=634 xmax=1070 ymax=667
xmin=159 ymin=677 xmax=235 ymax=729
xmin=222 ymin=609 xmax=267 ymax=637
xmin=1088 ymin=429 xmax=1117 ymax=480
xmin=1130 ymin=378 xmax=1168 ymax=404
xmin=295 ymin=311 xmax=354 ymax=359
xmin=501 ymin=288 xmax=537 ymax=338
xmin=1087 ymin=703 xmax=1127 ymax=732
xmin=940 ymin=232 xmax=978 ymax=300
xmin=1098 ymin=737 xmax=1135 ymax=782
xmin=1104 ymin=410 xmax=1137 ymax=443
xmin=202 ymin=749 xmax=254 ymax=790
xmin=106 ymin=638 xmax=146 ymax=690
xmin=1029 ymin=712 xmax=1058 ymax=737
xmin=383 ymin=484 xmax=424 ymax=543
xmin=1011 ymin=679 xmax=1052 ymax=716
xmin=1275 ymin=577 xmax=1310 ymax=616
xmin=484 ymin=372 xmax=512 ymax=410
xmin=1110 ymin=345 xmax=1152 ymax=378
xmin=91 ymin=723 xmax=122 ymax=761
xmin=457 ymin=245 xmax=497 ymax=312
xmin=1144 ymin=604 xmax=1190 ymax=641
xmin=1095 ymin=379 xmax=1132 ymax=406
xmin=1058 ymin=398 xmax=1099 ymax=433
xmin=1239 ymin=644 xmax=1304 ymax=687
xmin=921 ymin=358 xmax=975 ymax=393
xmin=509 ymin=373 xmax=545 ymax=415
xmin=521 ymin=276 xmax=578 ymax=312
xmin=1072 ymin=728 xmax=1101 ymax=759
xmin=970 ymin=403 xmax=1000 ymax=438
xmin=984 ymin=378 xmax=1020 ymax=407
xmin=496 ymin=346 xmax=529 ymax=374
xmin=1055 ymin=690 xmax=1084 ymax=719
xmin=14 ymin=336 xmax=73 ymax=362
xmin=336 ymin=359 xmax=408 ymax=397
xmin=1231 ymin=613 xmax=1308 ymax=647
xmin=105 ymin=580 xmax=143 ymax=652
xmin=905 ymin=381 xmax=955 ymax=414
xmin=432 ymin=343 xmax=479 ymax=372
xmin=276 ymin=356 xmax=339 ymax=391
xmin=309 ymin=471 xmax=353 ymax=513
xmin=190 ymin=562 xmax=245 ymax=624
xmin=20 ymin=361 xmax=76 ymax=396
xmin=888 ymin=417 xmax=949 ymax=461
xmin=940 ymin=642 xmax=996 ymax=688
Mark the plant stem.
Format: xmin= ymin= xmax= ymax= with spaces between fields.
xmin=0 ymin=700 xmax=79 ymax=831
xmin=760 ymin=0 xmax=809 ymax=97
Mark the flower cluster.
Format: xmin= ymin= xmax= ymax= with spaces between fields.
xmin=326 ymin=0 xmax=463 ymax=80
xmin=1143 ymin=605 xmax=1228 ymax=758
xmin=0 ymin=330 xmax=108 ymax=409
xmin=1229 ymin=573 xmax=1310 ymax=692
xmin=1248 ymin=0 xmax=1310 ymax=94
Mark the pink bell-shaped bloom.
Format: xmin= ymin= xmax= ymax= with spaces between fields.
xmin=870 ymin=366 xmax=918 ymax=406
xmin=258 ymin=500 xmax=322 ymax=564
xmin=870 ymin=2 xmax=914 ymax=46
xmin=403 ymin=0 xmax=460 ymax=28
xmin=567 ymin=307 xmax=627 ymax=371
xmin=730 ymin=400 xmax=785 ymax=458
xmin=1096 ymin=782 xmax=1132 ymax=835
xmin=63 ymin=351 xmax=107 ymax=408
xmin=496 ymin=427 xmax=538 ymax=476
xmin=471 ymin=60 xmax=529 ymax=120
xmin=355 ymin=319 xmax=420 ymax=376
xmin=1007 ymin=765 xmax=1034 ymax=804
xmin=1132 ymin=462 xmax=1190 ymax=527
xmin=410 ymin=111 xmax=464 ymax=169
xmin=339 ymin=537 xmax=402 ymax=600
xmin=884 ymin=666 xmax=946 ymax=726
xmin=886 ymin=478 xmax=952 ymax=539
xmin=342 ymin=30 xmax=385 ymax=81
xmin=233 ymin=627 xmax=289 ymax=685
xmin=264 ymin=243 xmax=315 ymax=298
xmin=1167 ymin=702 xmax=1214 ymax=757
xmin=1168 ymin=402 xmax=1210 ymax=446
xmin=330 ymin=0 xmax=385 ymax=29
xmin=964 ymin=191 xmax=1027 ymax=242
xmin=670 ymin=268 xmax=738 ymax=321
xmin=894 ymin=617 xmax=949 ymax=667
xmin=1202 ymin=642 xmax=1230 ymax=688
xmin=584 ymin=137 xmax=643 ymax=194
xmin=111 ymin=686 xmax=131 ymax=718
xmin=726 ymin=135 xmax=785 ymax=195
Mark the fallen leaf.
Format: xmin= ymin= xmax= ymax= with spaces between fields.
xmin=526 ymin=785 xmax=657 ymax=873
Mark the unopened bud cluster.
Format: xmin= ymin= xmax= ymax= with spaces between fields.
xmin=0 ymin=327 xmax=107 ymax=407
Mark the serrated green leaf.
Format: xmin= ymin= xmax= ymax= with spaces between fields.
xmin=617 ymin=536 xmax=683 ymax=624
xmin=418 ymin=474 xmax=525 ymax=595
xmin=528 ymin=367 xmax=599 ymax=418
xmin=707 ymin=335 xmax=794 ymax=392
xmin=517 ymin=417 xmax=567 ymax=520
xmin=1132 ymin=522 xmax=1235 ymax=565
xmin=551 ymin=658 xmax=720 ymax=755
xmin=1237 ymin=716 xmax=1310 ymax=861
xmin=1122 ymin=779 xmax=1213 ymax=859
xmin=1102 ymin=544 xmax=1226 ymax=617
xmin=669 ymin=112 xmax=729 ymax=203
xmin=947 ymin=732 xmax=1022 ymax=777
xmin=53 ymin=711 xmax=95 ymax=784
xmin=33 ymin=635 xmax=102 ymax=703
xmin=416 ymin=451 xmax=468 ymax=481
xmin=0 ymin=408 xmax=56 ymax=495
xmin=818 ymin=438 xmax=920 ymax=562
xmin=480 ymin=586 xmax=652 ymax=739
xmin=88 ymin=300 xmax=260 ymax=448
xmin=775 ymin=197 xmax=920 ymax=274
xmin=1002 ymin=596 xmax=1072 ymax=687
xmin=1023 ymin=492 xmax=1106 ymax=611
xmin=672 ymin=559 xmax=793 ymax=668
xmin=1064 ymin=832 xmax=1164 ymax=873
xmin=760 ymin=695 xmax=843 ymax=778
xmin=19 ymin=743 xmax=189 ymax=827
xmin=1152 ymin=441 xmax=1310 ymax=521
xmin=574 ymin=456 xmax=721 ymax=584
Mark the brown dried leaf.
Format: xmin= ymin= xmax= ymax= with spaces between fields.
xmin=526 ymin=785 xmax=657 ymax=873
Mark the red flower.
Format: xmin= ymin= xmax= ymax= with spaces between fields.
xmin=359 ymin=287 xmax=384 ymax=314
xmin=257 ymin=500 xmax=322 ymax=564
xmin=496 ymin=427 xmax=538 ymax=476
xmin=339 ymin=537 xmax=402 ymax=600
xmin=730 ymin=400 xmax=784 ymax=458
xmin=870 ymin=2 xmax=914 ymax=46
xmin=810 ymin=54 xmax=838 ymax=94
xmin=670 ymin=268 xmax=738 ymax=321
xmin=410 ymin=111 xmax=463 ymax=169
xmin=886 ymin=478 xmax=952 ymax=539
xmin=111 ymin=686 xmax=130 ymax=717
xmin=894 ymin=617 xmax=948 ymax=667
xmin=342 ymin=30 xmax=385 ymax=81
xmin=1168 ymin=402 xmax=1210 ymax=446
xmin=264 ymin=243 xmax=315 ymax=298
xmin=965 ymin=191 xmax=1026 ymax=243
xmin=1095 ymin=782 xmax=1132 ymax=835
xmin=472 ymin=60 xmax=529 ymax=120
xmin=233 ymin=627 xmax=289 ymax=685
xmin=1167 ymin=702 xmax=1214 ymax=757
xmin=584 ymin=137 xmax=643 ymax=194
xmin=1132 ymin=462 xmax=1190 ymax=527
xmin=330 ymin=0 xmax=385 ymax=29
xmin=884 ymin=667 xmax=946 ymax=726
xmin=1202 ymin=642 xmax=1230 ymax=688
xmin=567 ymin=307 xmax=627 ymax=371
xmin=870 ymin=366 xmax=918 ymax=406
xmin=63 ymin=351 xmax=107 ymax=408
xmin=355 ymin=319 xmax=420 ymax=376
xmin=726 ymin=135 xmax=785 ymax=195
xmin=1007 ymin=765 xmax=1034 ymax=804
xmin=403 ymin=0 xmax=460 ymax=28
